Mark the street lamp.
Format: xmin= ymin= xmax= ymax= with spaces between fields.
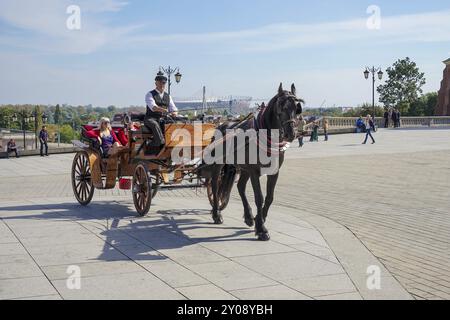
xmin=158 ymin=66 xmax=182 ymax=96
xmin=30 ymin=111 xmax=38 ymax=149
xmin=13 ymin=110 xmax=30 ymax=149
xmin=364 ymin=66 xmax=384 ymax=121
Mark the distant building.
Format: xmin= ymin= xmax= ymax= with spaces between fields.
xmin=340 ymin=107 xmax=354 ymax=113
xmin=436 ymin=58 xmax=450 ymax=116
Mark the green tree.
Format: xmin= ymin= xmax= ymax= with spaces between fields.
xmin=377 ymin=57 xmax=426 ymax=114
xmin=54 ymin=104 xmax=62 ymax=125
xmin=408 ymin=92 xmax=438 ymax=116
xmin=59 ymin=124 xmax=78 ymax=143
xmin=343 ymin=103 xmax=384 ymax=117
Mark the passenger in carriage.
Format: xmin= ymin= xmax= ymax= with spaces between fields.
xmin=98 ymin=117 xmax=122 ymax=157
xmin=144 ymin=74 xmax=179 ymax=150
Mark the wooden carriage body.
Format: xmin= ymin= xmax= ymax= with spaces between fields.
xmin=71 ymin=120 xmax=221 ymax=216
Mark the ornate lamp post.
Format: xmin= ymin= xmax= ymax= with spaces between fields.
xmin=158 ymin=66 xmax=182 ymax=95
xmin=13 ymin=110 xmax=30 ymax=149
xmin=364 ymin=67 xmax=384 ymax=120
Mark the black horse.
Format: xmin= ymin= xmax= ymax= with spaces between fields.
xmin=199 ymin=83 xmax=303 ymax=241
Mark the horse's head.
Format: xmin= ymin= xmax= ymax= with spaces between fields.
xmin=270 ymin=83 xmax=304 ymax=143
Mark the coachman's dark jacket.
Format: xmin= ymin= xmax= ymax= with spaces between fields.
xmin=146 ymin=90 xmax=170 ymax=119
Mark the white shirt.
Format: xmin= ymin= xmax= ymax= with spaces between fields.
xmin=145 ymin=89 xmax=178 ymax=113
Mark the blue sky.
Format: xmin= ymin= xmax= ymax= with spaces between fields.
xmin=0 ymin=0 xmax=449 ymax=108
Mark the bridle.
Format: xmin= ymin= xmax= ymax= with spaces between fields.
xmin=255 ymin=93 xmax=298 ymax=131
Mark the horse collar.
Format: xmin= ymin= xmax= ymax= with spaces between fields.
xmin=255 ymin=105 xmax=268 ymax=131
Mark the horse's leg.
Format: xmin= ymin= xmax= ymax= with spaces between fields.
xmin=250 ymin=174 xmax=270 ymax=241
xmin=211 ymin=166 xmax=224 ymax=225
xmin=262 ymin=172 xmax=279 ymax=223
xmin=237 ymin=171 xmax=254 ymax=227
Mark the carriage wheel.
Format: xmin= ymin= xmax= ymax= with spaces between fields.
xmin=151 ymin=175 xmax=161 ymax=199
xmin=132 ymin=163 xmax=153 ymax=217
xmin=72 ymin=151 xmax=95 ymax=206
xmin=206 ymin=167 xmax=234 ymax=211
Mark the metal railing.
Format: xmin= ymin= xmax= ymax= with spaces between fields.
xmin=322 ymin=117 xmax=450 ymax=129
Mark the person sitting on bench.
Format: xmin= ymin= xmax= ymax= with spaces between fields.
xmin=144 ymin=74 xmax=179 ymax=150
xmin=6 ymin=139 xmax=19 ymax=158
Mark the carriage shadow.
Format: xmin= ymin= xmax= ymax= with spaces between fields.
xmin=0 ymin=201 xmax=253 ymax=263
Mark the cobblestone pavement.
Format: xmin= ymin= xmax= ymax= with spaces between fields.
xmin=0 ymin=128 xmax=448 ymax=299
xmin=237 ymin=128 xmax=450 ymax=300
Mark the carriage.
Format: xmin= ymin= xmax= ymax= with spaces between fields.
xmin=71 ymin=114 xmax=234 ymax=216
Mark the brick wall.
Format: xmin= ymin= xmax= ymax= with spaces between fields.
xmin=436 ymin=61 xmax=450 ymax=116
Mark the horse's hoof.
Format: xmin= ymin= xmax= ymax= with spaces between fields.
xmin=256 ymin=232 xmax=270 ymax=241
xmin=213 ymin=215 xmax=224 ymax=225
xmin=244 ymin=217 xmax=255 ymax=227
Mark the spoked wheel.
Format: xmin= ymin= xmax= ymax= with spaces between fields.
xmin=132 ymin=163 xmax=153 ymax=217
xmin=151 ymin=174 xmax=161 ymax=199
xmin=206 ymin=166 xmax=235 ymax=211
xmin=72 ymin=151 xmax=95 ymax=206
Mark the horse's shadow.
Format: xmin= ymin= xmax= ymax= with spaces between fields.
xmin=0 ymin=201 xmax=252 ymax=263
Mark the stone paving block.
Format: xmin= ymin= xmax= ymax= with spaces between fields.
xmin=176 ymin=284 xmax=237 ymax=300
xmin=0 ymin=243 xmax=27 ymax=256
xmin=42 ymin=260 xmax=144 ymax=281
xmin=113 ymin=243 xmax=167 ymax=262
xmin=19 ymin=231 xmax=105 ymax=247
xmin=269 ymin=232 xmax=311 ymax=246
xmin=124 ymin=228 xmax=194 ymax=249
xmin=0 ymin=259 xmax=43 ymax=280
xmin=25 ymin=242 xmax=127 ymax=266
xmin=6 ymin=222 xmax=89 ymax=239
xmin=0 ymin=276 xmax=57 ymax=300
xmin=281 ymin=273 xmax=357 ymax=297
xmin=159 ymin=245 xmax=228 ymax=266
xmin=140 ymin=260 xmax=209 ymax=288
xmin=200 ymin=238 xmax=296 ymax=258
xmin=0 ymin=254 xmax=34 ymax=265
xmin=0 ymin=223 xmax=17 ymax=244
xmin=12 ymin=295 xmax=62 ymax=300
xmin=187 ymin=261 xmax=277 ymax=291
xmin=51 ymin=271 xmax=184 ymax=300
xmin=290 ymin=242 xmax=339 ymax=264
xmin=230 ymin=285 xmax=312 ymax=300
xmin=316 ymin=292 xmax=363 ymax=300
xmin=233 ymin=251 xmax=345 ymax=281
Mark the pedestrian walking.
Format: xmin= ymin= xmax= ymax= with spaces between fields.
xmin=388 ymin=108 xmax=394 ymax=128
xmin=39 ymin=126 xmax=49 ymax=157
xmin=392 ymin=110 xmax=398 ymax=128
xmin=323 ymin=118 xmax=329 ymax=141
xmin=297 ymin=116 xmax=306 ymax=147
xmin=384 ymin=110 xmax=389 ymax=128
xmin=396 ymin=110 xmax=401 ymax=128
xmin=362 ymin=115 xmax=376 ymax=144
xmin=310 ymin=121 xmax=319 ymax=142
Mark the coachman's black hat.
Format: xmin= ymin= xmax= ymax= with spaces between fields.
xmin=155 ymin=75 xmax=168 ymax=82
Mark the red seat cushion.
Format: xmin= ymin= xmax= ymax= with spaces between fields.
xmin=82 ymin=125 xmax=128 ymax=145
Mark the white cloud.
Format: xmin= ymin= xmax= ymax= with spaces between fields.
xmin=0 ymin=0 xmax=137 ymax=54
xmin=127 ymin=10 xmax=450 ymax=53
xmin=0 ymin=3 xmax=449 ymax=55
